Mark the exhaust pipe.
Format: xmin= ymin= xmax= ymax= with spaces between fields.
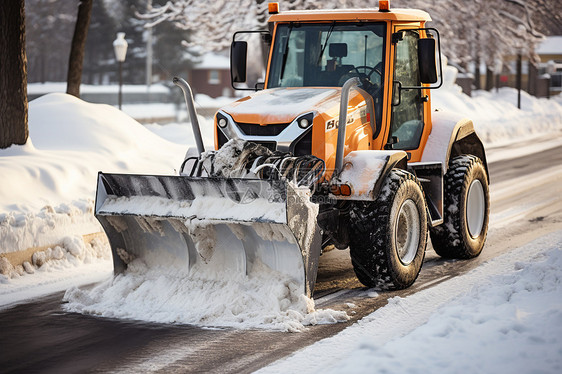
xmin=173 ymin=76 xmax=205 ymax=156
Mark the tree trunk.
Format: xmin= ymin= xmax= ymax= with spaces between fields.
xmin=485 ymin=66 xmax=494 ymax=91
xmin=0 ymin=0 xmax=28 ymax=149
xmin=473 ymin=55 xmax=481 ymax=90
xmin=66 ymin=0 xmax=93 ymax=98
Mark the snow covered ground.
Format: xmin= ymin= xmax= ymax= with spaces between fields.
xmin=259 ymin=231 xmax=562 ymax=373
xmin=1 ymin=67 xmax=562 ymax=368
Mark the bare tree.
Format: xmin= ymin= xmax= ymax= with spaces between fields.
xmin=26 ymin=0 xmax=76 ymax=83
xmin=140 ymin=0 xmax=545 ymax=60
xmin=67 ymin=0 xmax=93 ymax=98
xmin=137 ymin=0 xmax=271 ymax=51
xmin=0 ymin=0 xmax=28 ymax=149
xmin=139 ymin=0 xmax=550 ymax=95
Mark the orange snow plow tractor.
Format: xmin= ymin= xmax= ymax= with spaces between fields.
xmin=95 ymin=1 xmax=489 ymax=297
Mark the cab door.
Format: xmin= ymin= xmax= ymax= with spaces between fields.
xmin=389 ymin=28 xmax=425 ymax=154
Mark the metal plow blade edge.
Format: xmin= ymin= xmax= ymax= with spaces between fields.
xmin=94 ymin=173 xmax=322 ymax=297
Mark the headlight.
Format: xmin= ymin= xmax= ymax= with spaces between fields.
xmin=298 ymin=117 xmax=311 ymax=129
xmin=218 ymin=118 xmax=227 ymax=128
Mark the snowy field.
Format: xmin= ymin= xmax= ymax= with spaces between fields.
xmin=1 ymin=67 xmax=562 ymax=369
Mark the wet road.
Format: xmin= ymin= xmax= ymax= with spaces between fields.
xmin=1 ymin=140 xmax=561 ymax=373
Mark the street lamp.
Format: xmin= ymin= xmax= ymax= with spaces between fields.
xmin=516 ymin=25 xmax=526 ymax=109
xmin=113 ymin=32 xmax=128 ymax=110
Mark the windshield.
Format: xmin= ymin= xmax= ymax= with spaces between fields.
xmin=268 ymin=23 xmax=386 ymax=89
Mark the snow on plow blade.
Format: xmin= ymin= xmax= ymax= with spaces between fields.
xmin=94 ymin=173 xmax=322 ymax=297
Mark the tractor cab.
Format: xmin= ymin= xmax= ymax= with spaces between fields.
xmin=228 ymin=3 xmax=442 ymax=164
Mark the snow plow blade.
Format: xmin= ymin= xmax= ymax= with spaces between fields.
xmin=94 ymin=173 xmax=322 ymax=297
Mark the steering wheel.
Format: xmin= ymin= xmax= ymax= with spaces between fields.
xmin=351 ymin=65 xmax=382 ymax=81
xmin=338 ymin=62 xmax=383 ymax=87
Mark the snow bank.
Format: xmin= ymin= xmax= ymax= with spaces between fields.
xmin=0 ymin=93 xmax=185 ymax=256
xmin=0 ymin=235 xmax=112 ymax=308
xmin=63 ymin=258 xmax=349 ymax=332
xmin=259 ymin=231 xmax=562 ymax=373
xmin=432 ymin=65 xmax=562 ymax=146
xmin=28 ymin=82 xmax=171 ymax=95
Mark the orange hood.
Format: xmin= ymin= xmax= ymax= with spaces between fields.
xmin=221 ymin=87 xmax=342 ymax=125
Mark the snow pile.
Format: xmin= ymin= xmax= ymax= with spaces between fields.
xmin=99 ymin=194 xmax=287 ymax=223
xmin=432 ymin=65 xmax=562 ymax=145
xmin=1 ymin=235 xmax=109 ymax=279
xmin=0 ymin=93 xmax=184 ymax=256
xmin=0 ymin=235 xmax=112 ymax=307
xmin=0 ymin=200 xmax=99 ymax=257
xmin=27 ymin=82 xmax=171 ymax=95
xmin=63 ymin=258 xmax=349 ymax=332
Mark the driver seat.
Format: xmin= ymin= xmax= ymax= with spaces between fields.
xmin=327 ymin=43 xmax=353 ymax=86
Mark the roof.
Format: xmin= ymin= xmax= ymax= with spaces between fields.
xmin=537 ymin=36 xmax=562 ymax=55
xmin=268 ymin=8 xmax=431 ymax=23
xmin=193 ymin=53 xmax=230 ymax=70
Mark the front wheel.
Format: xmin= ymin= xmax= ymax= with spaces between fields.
xmin=349 ymin=169 xmax=428 ymax=290
xmin=430 ymin=155 xmax=490 ymax=259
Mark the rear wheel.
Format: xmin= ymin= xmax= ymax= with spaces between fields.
xmin=430 ymin=155 xmax=489 ymax=258
xmin=349 ymin=169 xmax=428 ymax=290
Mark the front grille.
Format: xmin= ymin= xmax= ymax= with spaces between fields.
xmin=253 ymin=141 xmax=277 ymax=151
xmin=236 ymin=122 xmax=290 ymax=136
xmin=291 ymin=129 xmax=313 ymax=156
xmin=217 ymin=127 xmax=229 ymax=149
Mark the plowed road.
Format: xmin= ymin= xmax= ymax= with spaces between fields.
xmin=1 ymin=136 xmax=562 ymax=374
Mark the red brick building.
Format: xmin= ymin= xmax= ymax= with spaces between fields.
xmin=188 ymin=53 xmax=234 ymax=98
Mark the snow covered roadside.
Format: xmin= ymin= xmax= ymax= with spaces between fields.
xmin=0 ymin=237 xmax=112 ymax=311
xmin=258 ymin=231 xmax=562 ymax=373
xmin=432 ymin=64 xmax=562 ymax=148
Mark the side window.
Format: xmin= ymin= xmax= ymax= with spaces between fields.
xmin=208 ymin=70 xmax=220 ymax=85
xmin=391 ymin=30 xmax=424 ymax=150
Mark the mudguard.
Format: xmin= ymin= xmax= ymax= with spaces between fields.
xmin=330 ymin=150 xmax=408 ymax=201
xmin=422 ymin=110 xmax=488 ymax=176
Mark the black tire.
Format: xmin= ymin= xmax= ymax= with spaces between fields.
xmin=349 ymin=169 xmax=428 ymax=290
xmin=430 ymin=155 xmax=489 ymax=259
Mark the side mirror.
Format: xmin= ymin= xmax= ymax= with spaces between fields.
xmin=418 ymin=38 xmax=438 ymax=84
xmin=231 ymin=41 xmax=247 ymax=83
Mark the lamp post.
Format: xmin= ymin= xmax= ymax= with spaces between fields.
xmin=516 ymin=25 xmax=526 ymax=110
xmin=113 ymin=32 xmax=128 ymax=110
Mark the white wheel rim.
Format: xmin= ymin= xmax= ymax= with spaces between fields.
xmin=466 ymin=179 xmax=485 ymax=238
xmin=395 ymin=199 xmax=420 ymax=265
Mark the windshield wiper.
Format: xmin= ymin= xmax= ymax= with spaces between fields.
xmin=317 ymin=22 xmax=336 ymax=65
xmin=280 ymin=23 xmax=293 ymax=80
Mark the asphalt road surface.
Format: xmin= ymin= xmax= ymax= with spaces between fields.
xmin=1 ymin=139 xmax=561 ymax=374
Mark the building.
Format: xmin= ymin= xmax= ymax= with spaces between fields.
xmin=535 ymin=35 xmax=562 ymax=96
xmin=188 ymin=53 xmax=234 ymax=98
